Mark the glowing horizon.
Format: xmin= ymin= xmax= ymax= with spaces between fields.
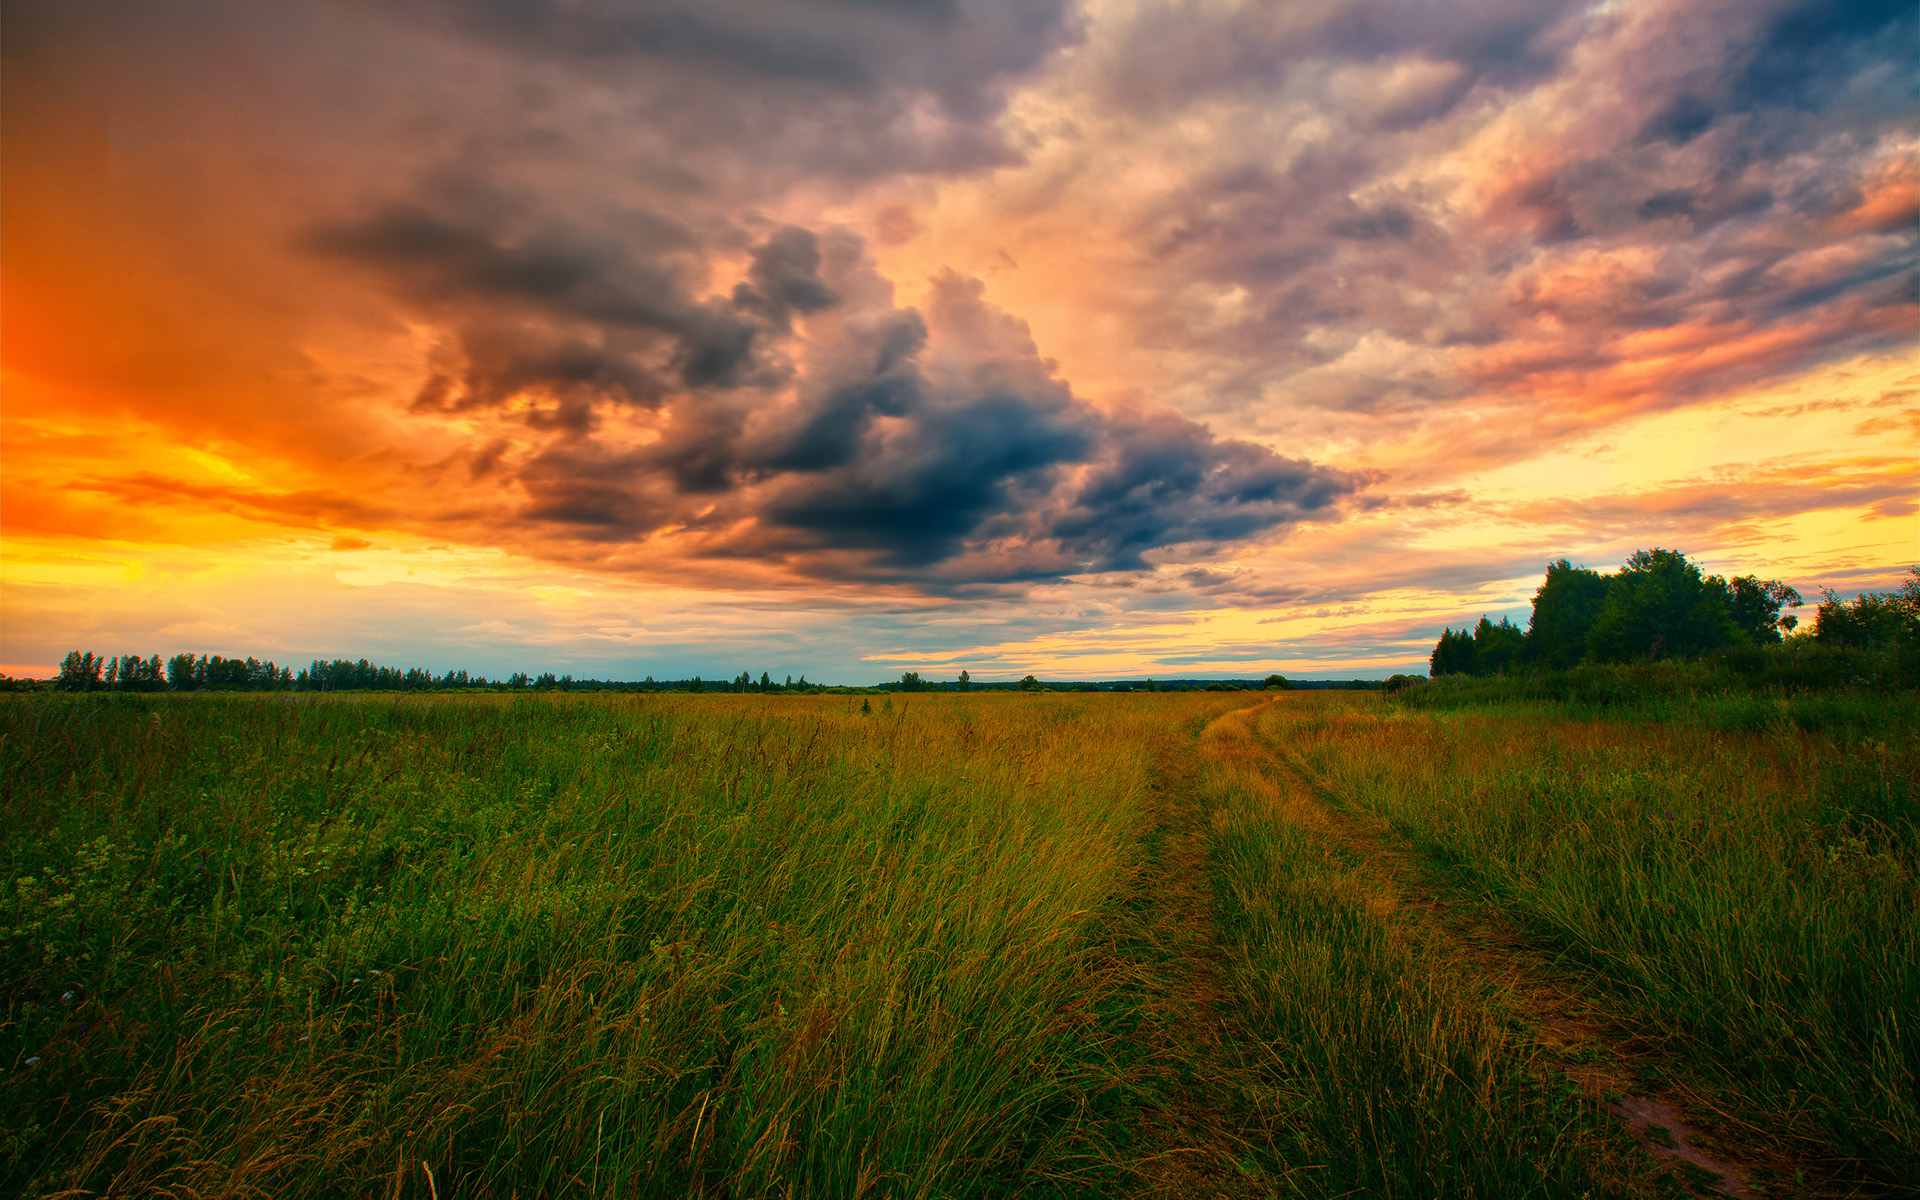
xmin=4 ymin=0 xmax=1914 ymax=683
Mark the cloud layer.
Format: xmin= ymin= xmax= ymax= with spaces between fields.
xmin=311 ymin=186 xmax=1358 ymax=583
xmin=2 ymin=0 xmax=1912 ymax=675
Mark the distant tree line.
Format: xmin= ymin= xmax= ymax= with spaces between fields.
xmin=32 ymin=655 xmax=856 ymax=694
xmin=29 ymin=652 xmax=1337 ymax=695
xmin=1430 ymin=551 xmax=1917 ymax=677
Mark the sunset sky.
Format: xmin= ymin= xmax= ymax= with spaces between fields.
xmin=4 ymin=0 xmax=1914 ymax=682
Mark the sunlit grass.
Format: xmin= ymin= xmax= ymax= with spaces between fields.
xmin=1197 ymin=705 xmax=1647 ymax=1198
xmin=1 ymin=691 xmax=1196 ymax=1197
xmin=1253 ymin=692 xmax=1919 ymax=1186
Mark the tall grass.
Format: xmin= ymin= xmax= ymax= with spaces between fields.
xmin=1 ymin=692 xmax=1186 ymax=1197
xmin=1399 ymin=654 xmax=1920 ymax=736
xmin=1253 ymin=693 xmax=1919 ymax=1186
xmin=1196 ymin=707 xmax=1645 ymax=1198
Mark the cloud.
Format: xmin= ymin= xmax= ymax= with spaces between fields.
xmin=379 ymin=0 xmax=1081 ymax=181
xmin=303 ymin=188 xmax=1366 ymax=584
xmin=965 ymin=0 xmax=1915 ymax=472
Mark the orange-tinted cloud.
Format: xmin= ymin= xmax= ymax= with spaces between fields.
xmin=3 ymin=0 xmax=1913 ymax=678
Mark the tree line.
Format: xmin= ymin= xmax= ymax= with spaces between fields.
xmin=1430 ymin=550 xmax=1917 ymax=677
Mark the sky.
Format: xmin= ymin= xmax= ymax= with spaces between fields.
xmin=3 ymin=0 xmax=1915 ymax=683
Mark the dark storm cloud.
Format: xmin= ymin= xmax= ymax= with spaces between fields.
xmin=310 ymin=190 xmax=763 ymax=392
xmin=324 ymin=208 xmax=1362 ymax=581
xmin=733 ymin=226 xmax=840 ymax=332
xmin=1049 ymin=411 xmax=1350 ymax=573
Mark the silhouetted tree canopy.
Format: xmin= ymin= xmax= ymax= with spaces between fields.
xmin=1813 ymin=569 xmax=1920 ymax=649
xmin=1522 ymin=560 xmax=1610 ymax=669
xmin=1431 ymin=548 xmax=1811 ymax=676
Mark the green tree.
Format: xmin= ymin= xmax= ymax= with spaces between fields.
xmin=955 ymin=669 xmax=971 ymax=692
xmin=1726 ymin=575 xmax=1803 ymax=643
xmin=1522 ymin=559 xmax=1611 ymax=668
xmin=899 ymin=671 xmax=924 ymax=692
xmin=1262 ymin=673 xmax=1292 ymax=690
xmin=56 ymin=651 xmax=103 ymax=691
xmin=1473 ymin=616 xmax=1525 ymax=675
xmin=1586 ymin=548 xmax=1740 ymax=662
xmin=1019 ymin=674 xmax=1041 ymax=692
xmin=1429 ymin=627 xmax=1474 ymax=676
xmin=1812 ymin=568 xmax=1920 ymax=648
xmin=167 ymin=653 xmax=200 ymax=691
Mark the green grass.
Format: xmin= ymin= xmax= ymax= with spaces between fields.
xmin=1 ymin=691 xmax=1193 ymax=1197
xmin=1398 ymin=650 xmax=1920 ymax=737
xmin=1254 ymin=693 xmax=1920 ymax=1189
xmin=9 ymin=687 xmax=1908 ymax=1196
xmin=1197 ymin=707 xmax=1651 ymax=1199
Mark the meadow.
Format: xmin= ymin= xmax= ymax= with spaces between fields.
xmin=3 ymin=686 xmax=1912 ymax=1197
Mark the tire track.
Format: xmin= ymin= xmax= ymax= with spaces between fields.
xmin=1114 ymin=715 xmax=1273 ymax=1199
xmin=1212 ymin=701 xmax=1763 ymax=1199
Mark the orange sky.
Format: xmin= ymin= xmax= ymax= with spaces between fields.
xmin=3 ymin=0 xmax=1914 ymax=681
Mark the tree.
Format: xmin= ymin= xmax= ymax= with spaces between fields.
xmin=1020 ymin=674 xmax=1041 ymax=692
xmin=1727 ymin=575 xmax=1803 ymax=644
xmin=1812 ymin=568 xmax=1920 ymax=648
xmin=1429 ymin=627 xmax=1474 ymax=676
xmin=1522 ymin=560 xmax=1610 ymax=669
xmin=57 ymin=651 xmax=103 ymax=691
xmin=899 ymin=671 xmax=924 ymax=692
xmin=956 ymin=669 xmax=971 ymax=692
xmin=1586 ymin=548 xmax=1740 ymax=662
xmin=1262 ymin=673 xmax=1292 ymax=690
xmin=168 ymin=653 xmax=200 ymax=691
xmin=1473 ymin=616 xmax=1525 ymax=675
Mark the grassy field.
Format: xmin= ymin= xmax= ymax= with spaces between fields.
xmin=4 ymin=688 xmax=1912 ymax=1197
xmin=1258 ymin=691 xmax=1919 ymax=1191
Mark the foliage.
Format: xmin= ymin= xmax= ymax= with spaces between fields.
xmin=1812 ymin=568 xmax=1920 ymax=650
xmin=1521 ymin=559 xmax=1610 ymax=669
xmin=1585 ymin=548 xmax=1743 ymax=663
xmin=1433 ymin=549 xmax=1826 ymax=677
xmin=1429 ymin=617 xmax=1523 ymax=677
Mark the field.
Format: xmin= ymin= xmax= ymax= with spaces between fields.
xmin=3 ymin=688 xmax=1914 ymax=1197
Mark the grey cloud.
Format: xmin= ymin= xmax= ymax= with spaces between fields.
xmin=1050 ymin=411 xmax=1350 ymax=573
xmin=1081 ymin=0 xmax=1914 ymax=438
xmin=1099 ymin=0 xmax=1583 ymax=122
xmin=733 ymin=225 xmax=840 ymax=332
xmin=393 ymin=0 xmax=1071 ymax=115
xmin=312 ymin=187 xmax=776 ymax=408
xmin=374 ymin=0 xmax=1080 ymax=182
xmin=317 ymin=194 xmax=1362 ymax=583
